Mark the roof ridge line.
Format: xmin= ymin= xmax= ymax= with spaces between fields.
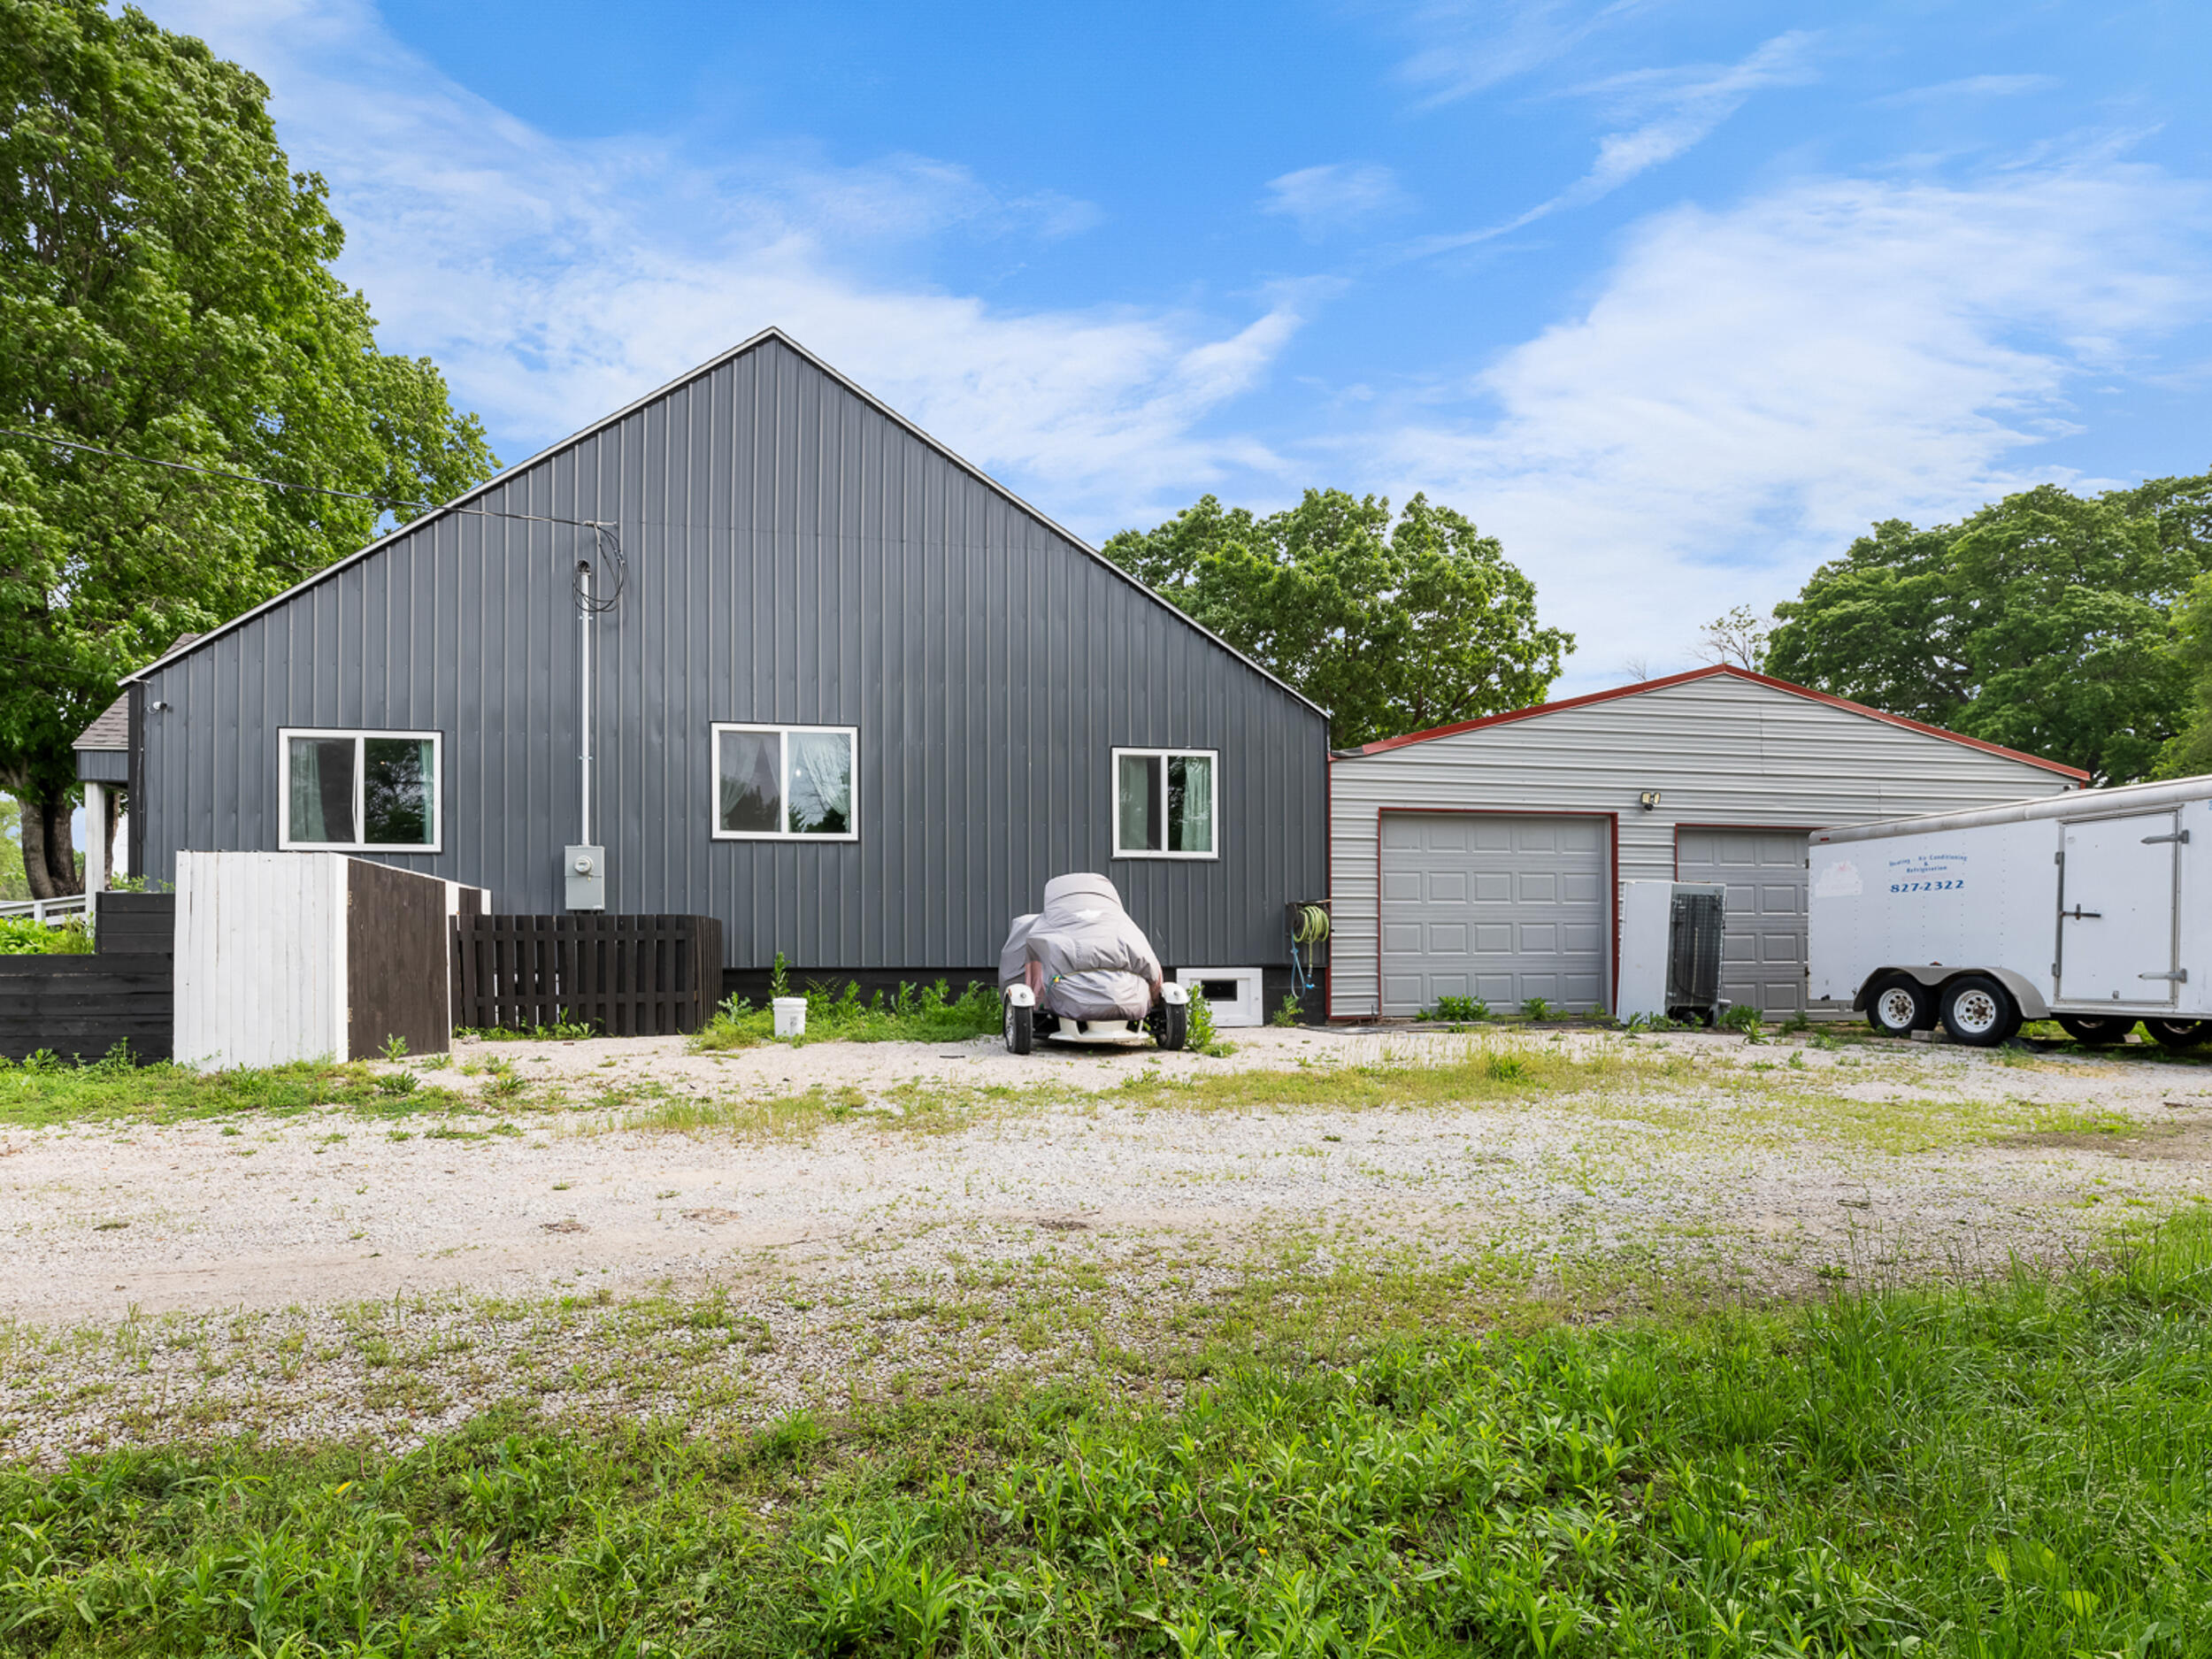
xmin=1340 ymin=663 xmax=2089 ymax=780
xmin=122 ymin=327 xmax=1327 ymax=718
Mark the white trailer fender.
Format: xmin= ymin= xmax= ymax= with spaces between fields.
xmin=1852 ymin=965 xmax=2050 ymax=1021
xmin=1004 ymin=984 xmax=1035 ymax=1009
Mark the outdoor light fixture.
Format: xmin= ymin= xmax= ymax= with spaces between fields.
xmin=1638 ymin=789 xmax=1662 ymax=811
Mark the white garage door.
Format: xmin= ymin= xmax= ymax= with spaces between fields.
xmin=1379 ymin=813 xmax=1609 ymax=1015
xmin=1675 ymin=827 xmax=1814 ymax=1017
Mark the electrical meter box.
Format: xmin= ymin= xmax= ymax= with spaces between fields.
xmin=564 ymin=844 xmax=605 ymax=911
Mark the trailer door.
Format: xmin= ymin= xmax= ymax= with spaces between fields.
xmin=2057 ymin=811 xmax=2181 ymax=1007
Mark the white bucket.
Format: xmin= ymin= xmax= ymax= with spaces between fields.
xmin=772 ymin=996 xmax=808 ymax=1037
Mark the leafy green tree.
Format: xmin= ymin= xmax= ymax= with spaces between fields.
xmin=0 ymin=795 xmax=28 ymax=901
xmin=1766 ymin=475 xmax=2212 ymax=784
xmin=2158 ymin=572 xmax=2212 ymax=779
xmin=0 ymin=0 xmax=495 ymax=895
xmin=1103 ymin=490 xmax=1573 ymax=748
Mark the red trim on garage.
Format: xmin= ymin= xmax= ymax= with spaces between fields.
xmin=1338 ymin=664 xmax=2090 ymax=781
xmin=1360 ymin=805 xmax=1620 ymax=1022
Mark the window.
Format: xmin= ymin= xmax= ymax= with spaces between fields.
xmin=712 ymin=724 xmax=857 ymax=840
xmin=278 ymin=728 xmax=441 ymax=851
xmin=1112 ymin=748 xmax=1217 ymax=858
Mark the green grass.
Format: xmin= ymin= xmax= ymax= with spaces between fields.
xmin=0 ymin=914 xmax=92 ymax=954
xmin=694 ymin=977 xmax=1004 ymax=1051
xmin=12 ymin=1218 xmax=2212 ymax=1655
xmin=0 ymin=1052 xmax=465 ymax=1128
xmin=453 ymin=1018 xmax=597 ymax=1042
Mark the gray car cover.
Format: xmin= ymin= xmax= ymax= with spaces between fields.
xmin=998 ymin=872 xmax=1163 ymax=1022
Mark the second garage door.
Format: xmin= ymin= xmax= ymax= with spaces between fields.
xmin=1379 ymin=813 xmax=1609 ymax=1015
xmin=1675 ymin=827 xmax=1813 ymax=1017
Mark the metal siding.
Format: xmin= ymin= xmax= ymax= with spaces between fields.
xmin=1327 ymin=672 xmax=2077 ymax=1017
xmin=140 ymin=337 xmax=1325 ymax=973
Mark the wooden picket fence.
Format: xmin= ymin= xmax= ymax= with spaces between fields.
xmin=450 ymin=914 xmax=723 ymax=1036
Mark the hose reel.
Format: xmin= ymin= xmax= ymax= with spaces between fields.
xmin=1287 ymin=902 xmax=1331 ymax=997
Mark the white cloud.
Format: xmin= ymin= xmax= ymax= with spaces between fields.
xmin=150 ymin=0 xmax=1306 ymax=520
xmin=1393 ymin=0 xmax=1647 ymax=104
xmin=1356 ymin=164 xmax=2211 ymax=690
xmin=1877 ymin=73 xmax=2062 ymax=105
xmin=1262 ymin=163 xmax=1411 ymax=237
xmin=1568 ymin=33 xmax=1816 ymax=198
xmin=1408 ymin=33 xmax=1816 ymax=257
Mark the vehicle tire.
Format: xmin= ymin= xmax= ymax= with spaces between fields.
xmin=2146 ymin=1018 xmax=2208 ymax=1050
xmin=1866 ymin=975 xmax=1932 ymax=1038
xmin=2055 ymin=1013 xmax=2134 ymax=1046
xmin=1004 ymin=1000 xmax=1033 ymax=1056
xmin=1939 ymin=975 xmax=2018 ymax=1048
xmin=1158 ymin=1002 xmax=1188 ymax=1052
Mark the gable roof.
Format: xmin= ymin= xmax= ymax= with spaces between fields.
xmin=1336 ymin=664 xmax=2091 ymax=781
xmin=74 ymin=694 xmax=129 ymax=753
xmin=122 ymin=328 xmax=1325 ymax=717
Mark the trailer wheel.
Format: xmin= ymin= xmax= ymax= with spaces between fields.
xmin=1939 ymin=975 xmax=2018 ymax=1047
xmin=1004 ymin=1000 xmax=1033 ymax=1056
xmin=2146 ymin=1018 xmax=2208 ymax=1050
xmin=2055 ymin=1013 xmax=2133 ymax=1046
xmin=1866 ymin=975 xmax=1932 ymax=1038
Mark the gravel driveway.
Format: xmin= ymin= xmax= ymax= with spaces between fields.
xmin=4 ymin=1024 xmax=2207 ymax=1461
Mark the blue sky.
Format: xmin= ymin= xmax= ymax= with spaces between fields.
xmin=150 ymin=0 xmax=2212 ymax=691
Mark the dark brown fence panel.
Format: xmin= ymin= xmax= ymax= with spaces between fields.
xmin=347 ymin=862 xmax=453 ymax=1059
xmin=452 ymin=915 xmax=722 ymax=1036
xmin=0 ymin=955 xmax=173 ymax=1062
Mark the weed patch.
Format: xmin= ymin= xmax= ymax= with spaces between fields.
xmin=694 ymin=977 xmax=1002 ymax=1050
xmin=0 ymin=1053 xmax=466 ymax=1128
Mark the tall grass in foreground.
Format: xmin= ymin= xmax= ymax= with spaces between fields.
xmin=9 ymin=1218 xmax=2212 ymax=1654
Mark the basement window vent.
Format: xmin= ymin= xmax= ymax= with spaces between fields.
xmin=278 ymin=728 xmax=441 ymax=852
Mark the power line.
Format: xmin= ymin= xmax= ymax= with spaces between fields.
xmin=0 ymin=425 xmax=626 ymax=614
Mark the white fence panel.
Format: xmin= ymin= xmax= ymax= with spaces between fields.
xmin=175 ymin=851 xmax=346 ymax=1070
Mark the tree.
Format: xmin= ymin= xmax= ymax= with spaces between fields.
xmin=2159 ymin=571 xmax=2212 ymax=779
xmin=0 ymin=1 xmax=495 ymax=895
xmin=0 ymin=795 xmax=27 ymax=901
xmin=1102 ymin=490 xmax=1573 ymax=748
xmin=1694 ymin=605 xmax=1770 ymax=672
xmin=1766 ymin=475 xmax=2212 ymax=784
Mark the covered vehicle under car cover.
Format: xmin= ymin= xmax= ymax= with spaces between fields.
xmin=999 ymin=872 xmax=1163 ymax=1022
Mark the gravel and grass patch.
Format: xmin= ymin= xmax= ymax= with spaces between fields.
xmin=8 ymin=1215 xmax=2212 ymax=1655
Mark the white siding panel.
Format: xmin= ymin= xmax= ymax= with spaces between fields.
xmin=1328 ymin=673 xmax=2078 ymax=1017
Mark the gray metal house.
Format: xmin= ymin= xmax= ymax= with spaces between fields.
xmin=1328 ymin=665 xmax=2085 ymax=1021
xmin=123 ymin=329 xmax=1331 ymax=1002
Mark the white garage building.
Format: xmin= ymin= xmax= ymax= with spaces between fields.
xmin=1327 ymin=665 xmax=2085 ymax=1020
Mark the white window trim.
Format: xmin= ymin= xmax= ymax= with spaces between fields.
xmin=710 ymin=722 xmax=861 ymax=841
xmin=1111 ymin=746 xmax=1220 ymax=861
xmin=276 ymin=726 xmax=443 ymax=853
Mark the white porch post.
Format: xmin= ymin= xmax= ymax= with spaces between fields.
xmin=83 ymin=782 xmax=107 ymax=894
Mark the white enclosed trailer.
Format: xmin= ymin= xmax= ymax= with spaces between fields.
xmin=1808 ymin=775 xmax=2212 ymax=1048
